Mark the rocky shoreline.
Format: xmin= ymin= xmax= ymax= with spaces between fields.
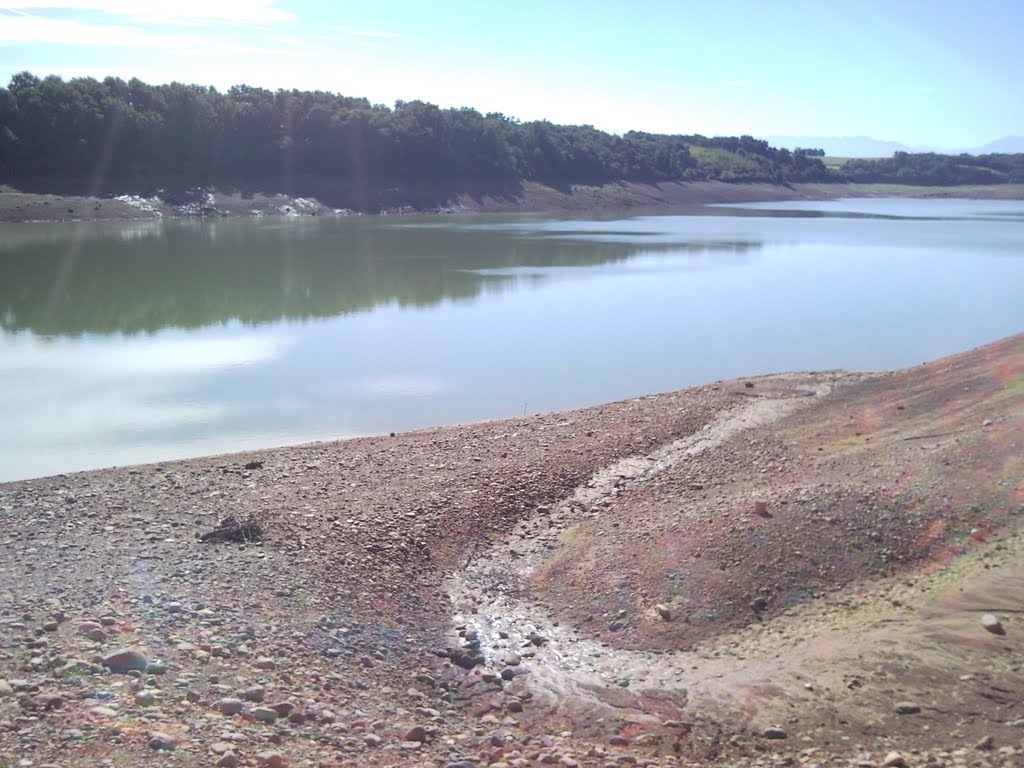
xmin=2 ymin=180 xmax=1023 ymax=223
xmin=1 ymin=335 xmax=1023 ymax=767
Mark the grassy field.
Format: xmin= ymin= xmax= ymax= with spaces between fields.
xmin=842 ymin=181 xmax=1024 ymax=197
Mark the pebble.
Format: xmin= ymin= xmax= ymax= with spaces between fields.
xmin=655 ymin=604 xmax=672 ymax=621
xmin=762 ymin=726 xmax=787 ymax=739
xmin=981 ymin=614 xmax=1006 ymax=635
xmin=134 ymin=690 xmax=157 ymax=706
xmin=883 ymin=751 xmax=908 ymax=767
xmin=216 ymin=754 xmax=240 ymax=768
xmin=0 ymin=680 xmax=12 ymax=697
xmin=21 ymin=693 xmax=64 ymax=711
xmin=102 ymin=647 xmax=148 ymax=673
xmin=218 ymin=698 xmax=245 ymax=715
xmin=404 ymin=724 xmax=429 ymax=742
xmin=269 ymin=700 xmax=295 ymax=716
xmin=256 ymin=751 xmax=286 ymax=768
xmin=252 ymin=706 xmax=279 ymax=722
xmin=363 ymin=733 xmax=382 ymax=747
xmin=147 ymin=731 xmax=176 ymax=750
xmin=242 ymin=685 xmax=266 ymax=702
xmin=894 ymin=701 xmax=921 ymax=714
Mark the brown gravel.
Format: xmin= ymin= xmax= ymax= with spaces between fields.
xmin=0 ymin=334 xmax=1022 ymax=767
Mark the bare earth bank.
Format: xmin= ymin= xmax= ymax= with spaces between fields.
xmin=2 ymin=181 xmax=1023 ymax=222
xmin=0 ymin=333 xmax=1022 ymax=767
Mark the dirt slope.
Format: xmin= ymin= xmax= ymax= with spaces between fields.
xmin=0 ymin=334 xmax=1022 ymax=768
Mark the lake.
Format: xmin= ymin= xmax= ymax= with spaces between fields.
xmin=2 ymin=197 xmax=1022 ymax=482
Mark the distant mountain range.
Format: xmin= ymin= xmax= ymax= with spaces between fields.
xmin=763 ymin=135 xmax=1024 ymax=158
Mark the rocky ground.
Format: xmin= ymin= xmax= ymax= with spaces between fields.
xmin=0 ymin=334 xmax=1022 ymax=767
xmin=3 ymin=181 xmax=1023 ymax=223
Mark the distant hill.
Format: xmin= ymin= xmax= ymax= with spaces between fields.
xmin=764 ymin=135 xmax=919 ymax=158
xmin=974 ymin=136 xmax=1024 ymax=154
xmin=766 ymin=134 xmax=1024 ymax=158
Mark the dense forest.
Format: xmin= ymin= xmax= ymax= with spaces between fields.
xmin=1 ymin=73 xmax=1021 ymax=206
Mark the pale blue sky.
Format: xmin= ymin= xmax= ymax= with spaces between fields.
xmin=0 ymin=0 xmax=1021 ymax=148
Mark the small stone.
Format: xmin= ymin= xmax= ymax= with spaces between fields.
xmin=252 ymin=706 xmax=278 ymax=722
xmin=762 ymin=726 xmax=787 ymax=739
xmin=218 ymin=697 xmax=244 ymax=715
xmin=85 ymin=628 xmax=107 ymax=642
xmin=363 ymin=733 xmax=382 ymax=747
xmin=981 ymin=614 xmax=1006 ymax=635
xmin=22 ymin=693 xmax=64 ymax=711
xmin=134 ymin=690 xmax=157 ymax=706
xmin=210 ymin=742 xmax=235 ymax=755
xmin=256 ymin=751 xmax=285 ymax=768
xmin=102 ymin=647 xmax=148 ymax=674
xmin=975 ymin=735 xmax=994 ymax=750
xmin=254 ymin=657 xmax=276 ymax=670
xmin=242 ymin=685 xmax=266 ymax=702
xmin=894 ymin=701 xmax=921 ymax=714
xmin=655 ymin=604 xmax=672 ymax=621
xmin=147 ymin=731 xmax=176 ymax=750
xmin=404 ymin=725 xmax=429 ymax=742
xmin=883 ymin=751 xmax=908 ymax=767
xmin=269 ymin=701 xmax=295 ymax=716
xmin=0 ymin=680 xmax=15 ymax=697
xmin=216 ymin=754 xmax=240 ymax=768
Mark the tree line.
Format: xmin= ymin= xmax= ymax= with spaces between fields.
xmin=0 ymin=73 xmax=1020 ymax=199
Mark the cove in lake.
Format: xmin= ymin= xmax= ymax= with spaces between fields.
xmin=1 ymin=197 xmax=1022 ymax=482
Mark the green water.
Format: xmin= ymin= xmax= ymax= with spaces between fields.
xmin=2 ymin=197 xmax=1022 ymax=481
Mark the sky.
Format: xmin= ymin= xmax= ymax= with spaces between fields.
xmin=0 ymin=0 xmax=1021 ymax=150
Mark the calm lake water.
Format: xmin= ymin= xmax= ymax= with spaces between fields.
xmin=2 ymin=197 xmax=1023 ymax=482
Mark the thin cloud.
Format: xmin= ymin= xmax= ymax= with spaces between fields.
xmin=0 ymin=14 xmax=310 ymax=60
xmin=0 ymin=15 xmax=191 ymax=47
xmin=0 ymin=0 xmax=293 ymax=25
xmin=324 ymin=24 xmax=400 ymax=40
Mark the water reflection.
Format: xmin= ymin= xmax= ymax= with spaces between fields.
xmin=0 ymin=217 xmax=760 ymax=337
xmin=2 ymin=200 xmax=1021 ymax=482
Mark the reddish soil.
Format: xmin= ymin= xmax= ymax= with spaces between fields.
xmin=0 ymin=334 xmax=1022 ymax=767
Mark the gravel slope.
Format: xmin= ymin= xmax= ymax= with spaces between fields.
xmin=1 ymin=334 xmax=1022 ymax=767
